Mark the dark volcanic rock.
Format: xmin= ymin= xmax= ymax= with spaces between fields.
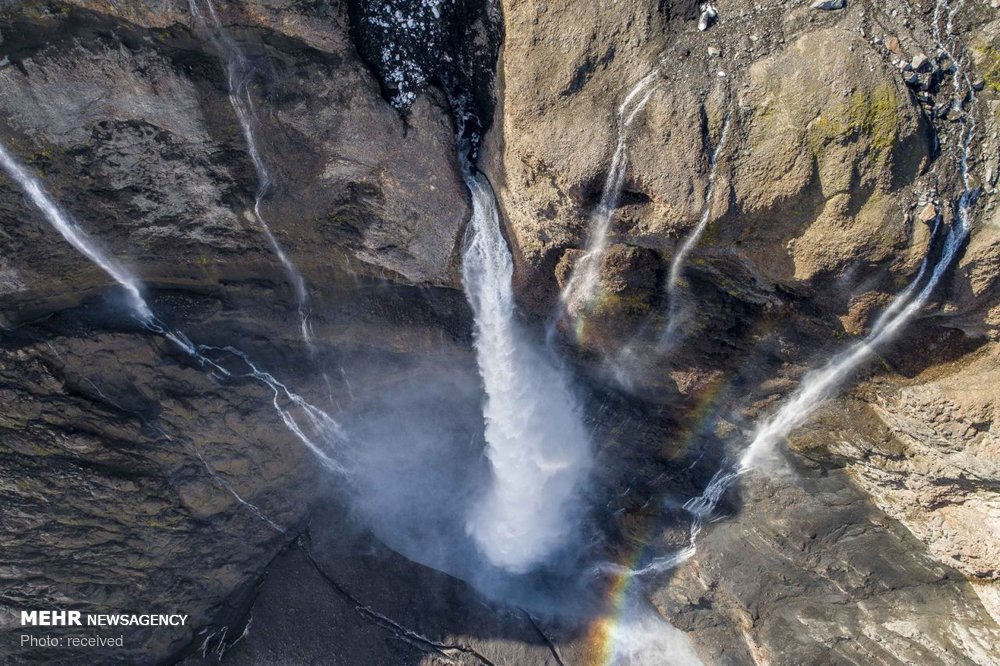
xmin=0 ymin=318 xmax=316 ymax=663
xmin=207 ymin=508 xmax=575 ymax=666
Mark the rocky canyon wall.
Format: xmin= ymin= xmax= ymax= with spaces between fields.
xmin=1 ymin=0 xmax=999 ymax=664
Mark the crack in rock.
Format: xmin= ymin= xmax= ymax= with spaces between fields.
xmin=300 ymin=535 xmax=496 ymax=666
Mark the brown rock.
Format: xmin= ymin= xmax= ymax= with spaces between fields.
xmin=917 ymin=202 xmax=939 ymax=223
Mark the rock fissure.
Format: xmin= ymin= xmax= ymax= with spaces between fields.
xmin=300 ymin=535 xmax=497 ymax=666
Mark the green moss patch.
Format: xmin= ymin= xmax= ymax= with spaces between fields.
xmin=809 ymin=84 xmax=899 ymax=156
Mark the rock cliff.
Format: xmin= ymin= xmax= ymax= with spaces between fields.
xmin=1 ymin=0 xmax=999 ymax=664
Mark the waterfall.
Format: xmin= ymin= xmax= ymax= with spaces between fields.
xmin=660 ymin=114 xmax=731 ymax=346
xmin=188 ymin=0 xmax=314 ymax=346
xmin=610 ymin=0 xmax=979 ymax=577
xmin=462 ymin=171 xmax=593 ymax=573
xmin=0 ymin=143 xmax=153 ymax=324
xmin=741 ymin=0 xmax=977 ymax=471
xmin=557 ymin=71 xmax=659 ymax=323
xmin=0 ymin=140 xmax=343 ymax=479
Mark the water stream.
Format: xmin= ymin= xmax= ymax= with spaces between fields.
xmin=461 ymin=170 xmax=593 ymax=573
xmin=660 ymin=114 xmax=731 ymax=347
xmin=0 ymin=143 xmax=152 ymax=324
xmin=188 ymin=0 xmax=314 ymax=347
xmin=556 ymin=70 xmax=659 ymax=330
xmin=0 ymin=140 xmax=344 ymax=485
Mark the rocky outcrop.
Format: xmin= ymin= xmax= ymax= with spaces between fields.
xmin=0 ymin=320 xmax=316 ymax=663
xmin=483 ymin=0 xmax=937 ymax=338
xmin=661 ymin=466 xmax=1000 ymax=665
xmin=0 ymin=0 xmax=469 ymax=332
xmin=787 ymin=342 xmax=1000 ymax=627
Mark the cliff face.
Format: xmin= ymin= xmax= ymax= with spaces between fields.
xmin=0 ymin=0 xmax=469 ymax=327
xmin=483 ymin=0 xmax=1000 ymax=660
xmin=0 ymin=1 xmax=474 ymax=662
xmin=1 ymin=0 xmax=999 ymax=664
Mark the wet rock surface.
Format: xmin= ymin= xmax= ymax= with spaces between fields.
xmin=0 ymin=275 xmax=476 ymax=663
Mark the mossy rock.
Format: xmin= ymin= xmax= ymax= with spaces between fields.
xmin=972 ymin=41 xmax=1000 ymax=94
xmin=590 ymin=290 xmax=653 ymax=317
xmin=808 ymin=84 xmax=899 ymax=157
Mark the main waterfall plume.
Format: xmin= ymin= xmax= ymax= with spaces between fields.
xmin=462 ymin=171 xmax=593 ymax=573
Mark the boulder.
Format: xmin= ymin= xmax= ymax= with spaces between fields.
xmin=912 ymin=52 xmax=931 ymax=72
xmin=811 ymin=0 xmax=846 ymax=10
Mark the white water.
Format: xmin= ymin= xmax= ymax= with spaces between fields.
xmin=0 ymin=140 xmax=343 ymax=481
xmin=200 ymin=344 xmax=345 ymax=473
xmin=741 ymin=0 xmax=976 ymax=471
xmin=188 ymin=0 xmax=314 ymax=346
xmin=462 ymin=172 xmax=593 ymax=573
xmin=606 ymin=599 xmax=704 ymax=665
xmin=660 ymin=115 xmax=731 ymax=345
xmin=611 ymin=0 xmax=979 ymax=577
xmin=558 ymin=71 xmax=659 ymax=321
xmin=0 ymin=143 xmax=153 ymax=324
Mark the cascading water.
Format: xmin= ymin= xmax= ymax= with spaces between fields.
xmin=0 ymin=140 xmax=343 ymax=479
xmin=0 ymin=143 xmax=153 ymax=324
xmin=462 ymin=170 xmax=593 ymax=573
xmin=188 ymin=0 xmax=314 ymax=346
xmin=616 ymin=0 xmax=980 ymax=577
xmin=741 ymin=1 xmax=977 ymax=471
xmin=201 ymin=344 xmax=346 ymax=473
xmin=660 ymin=114 xmax=731 ymax=346
xmin=557 ymin=71 xmax=659 ymax=325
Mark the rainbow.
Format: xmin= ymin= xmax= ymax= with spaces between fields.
xmin=583 ymin=373 xmax=730 ymax=664
xmin=580 ymin=315 xmax=781 ymax=663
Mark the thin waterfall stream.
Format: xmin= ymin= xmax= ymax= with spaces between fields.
xmin=609 ymin=0 xmax=980 ymax=578
xmin=555 ymin=70 xmax=659 ymax=332
xmin=660 ymin=114 xmax=731 ymax=348
xmin=606 ymin=110 xmax=732 ymax=390
xmin=0 ymin=140 xmax=344 ymax=480
xmin=0 ymin=143 xmax=153 ymax=325
xmin=188 ymin=0 xmax=315 ymax=347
